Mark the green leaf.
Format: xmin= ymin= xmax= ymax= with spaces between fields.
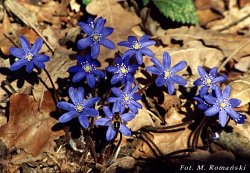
xmin=82 ymin=0 xmax=91 ymax=5
xmin=152 ymin=0 xmax=198 ymax=25
xmin=143 ymin=0 xmax=150 ymax=6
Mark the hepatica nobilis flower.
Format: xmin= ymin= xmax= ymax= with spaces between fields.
xmin=9 ymin=35 xmax=50 ymax=73
xmin=193 ymin=66 xmax=227 ymax=97
xmin=118 ymin=35 xmax=156 ymax=65
xmin=106 ymin=56 xmax=138 ymax=84
xmin=146 ymin=51 xmax=187 ymax=95
xmin=108 ymin=82 xmax=142 ymax=113
xmin=68 ymin=54 xmax=104 ymax=88
xmin=77 ymin=17 xmax=115 ymax=59
xmin=95 ymin=106 xmax=134 ymax=141
xmin=203 ymin=85 xmax=242 ymax=127
xmin=57 ymin=87 xmax=100 ymax=128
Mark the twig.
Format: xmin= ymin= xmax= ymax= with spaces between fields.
xmin=218 ymin=39 xmax=250 ymax=72
xmin=217 ymin=13 xmax=250 ymax=32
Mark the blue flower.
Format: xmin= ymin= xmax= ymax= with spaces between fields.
xmin=204 ymin=85 xmax=242 ymax=127
xmin=68 ymin=54 xmax=105 ymax=88
xmin=95 ymin=106 xmax=135 ymax=141
xmin=57 ymin=87 xmax=100 ymax=128
xmin=77 ymin=17 xmax=115 ymax=59
xmin=106 ymin=56 xmax=138 ymax=84
xmin=9 ymin=35 xmax=50 ymax=73
xmin=193 ymin=66 xmax=227 ymax=97
xmin=118 ymin=35 xmax=156 ymax=65
xmin=193 ymin=96 xmax=210 ymax=110
xmin=146 ymin=51 xmax=187 ymax=95
xmin=108 ymin=81 xmax=142 ymax=113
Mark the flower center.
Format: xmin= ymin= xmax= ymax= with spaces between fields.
xmin=84 ymin=65 xmax=91 ymax=73
xmin=75 ymin=104 xmax=84 ymax=112
xmin=120 ymin=67 xmax=128 ymax=74
xmin=25 ymin=53 xmax=33 ymax=61
xmin=206 ymin=79 xmax=212 ymax=84
xmin=219 ymin=102 xmax=226 ymax=108
xmin=202 ymin=75 xmax=213 ymax=86
xmin=91 ymin=33 xmax=101 ymax=42
xmin=132 ymin=41 xmax=141 ymax=50
xmin=124 ymin=95 xmax=130 ymax=101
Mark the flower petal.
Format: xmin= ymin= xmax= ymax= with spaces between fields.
xmin=57 ymin=102 xmax=75 ymax=111
xmin=76 ymin=87 xmax=84 ymax=103
xmin=133 ymin=93 xmax=141 ymax=101
xmin=119 ymin=124 xmax=131 ymax=136
xmin=32 ymin=59 xmax=45 ymax=69
xmin=68 ymin=65 xmax=82 ymax=73
xmin=95 ymin=18 xmax=105 ymax=33
xmin=199 ymin=85 xmax=209 ymax=97
xmin=197 ymin=66 xmax=207 ymax=77
xmin=163 ymin=52 xmax=171 ymax=69
xmin=121 ymin=113 xmax=135 ymax=122
xmin=222 ymin=85 xmax=231 ymax=99
xmin=128 ymin=36 xmax=137 ymax=42
xmin=106 ymin=66 xmax=118 ymax=73
xmin=139 ymin=35 xmax=150 ymax=42
xmin=209 ymin=67 xmax=218 ymax=77
xmin=68 ymin=87 xmax=78 ymax=104
xmin=140 ymin=48 xmax=154 ymax=57
xmin=146 ymin=66 xmax=162 ymax=75
xmin=95 ymin=118 xmax=111 ymax=126
xmin=135 ymin=51 xmax=143 ymax=65
xmin=78 ymin=112 xmax=89 ymax=128
xmin=215 ymin=85 xmax=222 ymax=99
xmin=72 ymin=71 xmax=86 ymax=83
xmin=166 ymin=78 xmax=174 ymax=95
xmin=77 ymin=37 xmax=93 ymax=50
xmin=193 ymin=78 xmax=203 ymax=86
xmin=94 ymin=70 xmax=105 ymax=78
xmin=141 ymin=40 xmax=156 ymax=47
xmin=10 ymin=59 xmax=28 ymax=71
xmin=31 ymin=37 xmax=43 ymax=54
xmin=35 ymin=55 xmax=50 ymax=62
xmin=117 ymin=41 xmax=132 ymax=48
xmin=84 ymin=108 xmax=99 ymax=117
xmin=172 ymin=75 xmax=187 ymax=86
xmin=128 ymin=103 xmax=138 ymax=113
xmin=225 ymin=108 xmax=240 ymax=120
xmin=131 ymin=100 xmax=142 ymax=109
xmin=106 ymin=125 xmax=117 ymax=141
xmin=213 ymin=75 xmax=227 ymax=84
xmin=111 ymin=74 xmax=121 ymax=84
xmin=171 ymin=61 xmax=187 ymax=73
xmin=205 ymin=106 xmax=219 ymax=116
xmin=219 ymin=110 xmax=228 ymax=127
xmin=91 ymin=43 xmax=100 ymax=59
xmin=84 ymin=97 xmax=100 ymax=108
xmin=155 ymin=75 xmax=165 ymax=86
xmin=59 ymin=111 xmax=76 ymax=123
xmin=108 ymin=97 xmax=118 ymax=103
xmin=112 ymin=101 xmax=121 ymax=113
xmin=204 ymin=95 xmax=217 ymax=104
xmin=150 ymin=57 xmax=163 ymax=70
xmin=86 ymin=74 xmax=96 ymax=88
xmin=103 ymin=106 xmax=113 ymax=118
xmin=101 ymin=27 xmax=114 ymax=37
xmin=26 ymin=62 xmax=35 ymax=73
xmin=78 ymin=22 xmax=93 ymax=35
xmin=122 ymin=49 xmax=136 ymax=59
xmin=9 ymin=47 xmax=25 ymax=58
xmin=229 ymin=98 xmax=241 ymax=108
xmin=20 ymin=35 xmax=31 ymax=53
xmin=100 ymin=38 xmax=115 ymax=49
xmin=111 ymin=87 xmax=123 ymax=97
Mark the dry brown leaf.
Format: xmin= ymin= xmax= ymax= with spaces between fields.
xmin=162 ymin=26 xmax=250 ymax=61
xmin=230 ymin=76 xmax=250 ymax=106
xmin=86 ymin=0 xmax=141 ymax=66
xmin=207 ymin=1 xmax=250 ymax=33
xmin=0 ymin=92 xmax=65 ymax=156
xmin=132 ymin=108 xmax=192 ymax=158
xmin=235 ymin=56 xmax=250 ymax=72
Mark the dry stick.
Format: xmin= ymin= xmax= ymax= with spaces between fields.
xmin=217 ymin=13 xmax=250 ymax=32
xmin=218 ymin=39 xmax=250 ymax=72
xmin=43 ymin=68 xmax=59 ymax=102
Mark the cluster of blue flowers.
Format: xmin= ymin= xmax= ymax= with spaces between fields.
xmin=193 ymin=67 xmax=245 ymax=127
xmin=8 ymin=16 xmax=245 ymax=142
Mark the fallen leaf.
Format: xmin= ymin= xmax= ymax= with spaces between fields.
xmin=230 ymin=76 xmax=250 ymax=106
xmin=235 ymin=56 xmax=250 ymax=72
xmin=161 ymin=26 xmax=250 ymax=61
xmin=0 ymin=92 xmax=65 ymax=156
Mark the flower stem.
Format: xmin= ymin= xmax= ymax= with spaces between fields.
xmin=43 ymin=68 xmax=59 ymax=102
